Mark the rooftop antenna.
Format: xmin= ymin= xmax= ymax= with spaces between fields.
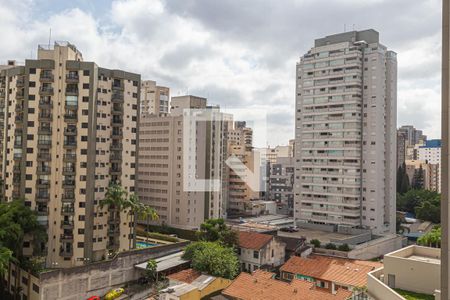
xmin=48 ymin=28 xmax=52 ymax=48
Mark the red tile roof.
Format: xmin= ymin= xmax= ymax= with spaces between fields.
xmin=280 ymin=255 xmax=382 ymax=288
xmin=168 ymin=268 xmax=201 ymax=284
xmin=222 ymin=270 xmax=352 ymax=300
xmin=238 ymin=231 xmax=273 ymax=250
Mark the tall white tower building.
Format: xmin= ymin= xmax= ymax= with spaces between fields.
xmin=294 ymin=29 xmax=397 ymax=234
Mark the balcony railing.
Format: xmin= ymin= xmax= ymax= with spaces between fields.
xmin=63 ymin=141 xmax=77 ymax=148
xmin=60 ymin=234 xmax=74 ymax=241
xmin=36 ymin=193 xmax=50 ymax=202
xmin=61 ymin=206 xmax=75 ymax=213
xmin=39 ymin=73 xmax=54 ymax=82
xmin=63 ymin=154 xmax=76 ymax=162
xmin=62 ymin=167 xmax=75 ymax=175
xmin=38 ymin=126 xmax=52 ymax=135
xmin=62 ymin=179 xmax=75 ymax=187
xmin=37 ymin=166 xmax=51 ymax=174
xmin=16 ymin=90 xmax=24 ymax=99
xmin=37 ymin=140 xmax=52 ymax=146
xmin=64 ymin=127 xmax=77 ymax=135
xmin=38 ymin=113 xmax=53 ymax=121
xmin=37 ymin=179 xmax=50 ymax=186
xmin=65 ymin=74 xmax=79 ymax=83
xmin=37 ymin=153 xmax=51 ymax=161
xmin=111 ymin=92 xmax=124 ymax=102
xmin=65 ymin=88 xmax=78 ymax=95
xmin=38 ymin=99 xmax=52 ymax=108
xmin=39 ymin=87 xmax=54 ymax=95
xmin=64 ymin=113 xmax=77 ymax=122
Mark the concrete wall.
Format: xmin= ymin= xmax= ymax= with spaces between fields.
xmin=347 ymin=235 xmax=403 ymax=260
xmin=9 ymin=242 xmax=188 ymax=300
xmin=367 ymin=268 xmax=405 ymax=300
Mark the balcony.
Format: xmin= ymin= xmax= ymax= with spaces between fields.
xmin=111 ymin=144 xmax=123 ymax=151
xmin=36 ymin=179 xmax=50 ymax=187
xmin=112 ymin=81 xmax=124 ymax=91
xmin=111 ymin=92 xmax=124 ymax=102
xmin=112 ymin=117 xmax=123 ymax=125
xmin=65 ymin=87 xmax=78 ymax=96
xmin=14 ymin=141 xmax=22 ymax=148
xmin=63 ymin=153 xmax=76 ymax=162
xmin=39 ymin=87 xmax=54 ymax=95
xmin=62 ymin=179 xmax=75 ymax=187
xmin=110 ymin=167 xmax=122 ymax=175
xmin=37 ymin=166 xmax=51 ymax=174
xmin=39 ymin=72 xmax=54 ymax=82
xmin=65 ymin=73 xmax=79 ymax=83
xmin=61 ymin=220 xmax=74 ymax=229
xmin=13 ymin=153 xmax=22 ymax=160
xmin=59 ymin=247 xmax=73 ymax=257
xmin=38 ymin=113 xmax=52 ymax=122
xmin=16 ymin=89 xmax=25 ymax=99
xmin=36 ymin=207 xmax=48 ymax=216
xmin=38 ymin=126 xmax=52 ymax=135
xmin=15 ymin=103 xmax=23 ymax=112
xmin=108 ymin=217 xmax=120 ymax=225
xmin=12 ymin=191 xmax=21 ymax=199
xmin=60 ymin=234 xmax=74 ymax=242
xmin=64 ymin=113 xmax=77 ymax=123
xmin=108 ymin=228 xmax=120 ymax=236
xmin=39 ymin=99 xmax=52 ymax=108
xmin=37 ymin=140 xmax=52 ymax=148
xmin=112 ymin=129 xmax=123 ymax=137
xmin=15 ymin=115 xmax=23 ymax=123
xmin=61 ymin=206 xmax=75 ymax=214
xmin=64 ymin=127 xmax=77 ymax=135
xmin=112 ymin=104 xmax=123 ymax=114
xmin=63 ymin=141 xmax=77 ymax=149
xmin=13 ymin=165 xmax=21 ymax=173
xmin=36 ymin=193 xmax=50 ymax=202
xmin=37 ymin=153 xmax=51 ymax=161
xmin=62 ymin=167 xmax=75 ymax=175
xmin=62 ymin=194 xmax=75 ymax=203
xmin=110 ymin=153 xmax=122 ymax=162
xmin=16 ymin=77 xmax=25 ymax=87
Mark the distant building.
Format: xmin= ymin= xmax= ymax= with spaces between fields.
xmin=405 ymin=160 xmax=440 ymax=192
xmin=397 ymin=130 xmax=407 ymax=168
xmin=222 ymin=270 xmax=352 ymax=300
xmin=259 ymin=144 xmax=293 ymax=164
xmin=140 ymin=80 xmax=170 ymax=115
xmin=237 ymin=231 xmax=286 ymax=272
xmin=294 ymin=29 xmax=397 ymax=234
xmin=280 ymin=255 xmax=382 ymax=293
xmin=137 ymin=95 xmax=228 ymax=229
xmin=398 ymin=125 xmax=427 ymax=146
xmin=268 ymin=156 xmax=294 ymax=215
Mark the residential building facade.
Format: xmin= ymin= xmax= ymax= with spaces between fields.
xmin=237 ymin=231 xmax=285 ymax=272
xmin=294 ymin=29 xmax=397 ymax=234
xmin=269 ymin=156 xmax=294 ymax=215
xmin=1 ymin=42 xmax=140 ymax=268
xmin=137 ymin=95 xmax=227 ymax=229
xmin=140 ymin=80 xmax=169 ymax=115
xmin=405 ymin=160 xmax=440 ymax=192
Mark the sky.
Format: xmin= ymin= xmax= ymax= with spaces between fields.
xmin=0 ymin=0 xmax=442 ymax=147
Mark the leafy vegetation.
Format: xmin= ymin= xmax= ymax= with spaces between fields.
xmin=145 ymin=232 xmax=178 ymax=243
xmin=310 ymin=239 xmax=321 ymax=248
xmin=337 ymin=243 xmax=350 ymax=251
xmin=324 ymin=243 xmax=337 ymax=250
xmin=394 ymin=288 xmax=434 ymax=300
xmin=397 ymin=163 xmax=411 ymax=194
xmin=183 ymin=241 xmax=239 ymax=279
xmin=397 ymin=189 xmax=440 ymax=223
xmin=417 ymin=227 xmax=441 ymax=248
xmin=145 ymin=259 xmax=158 ymax=282
xmin=197 ymin=218 xmax=239 ymax=248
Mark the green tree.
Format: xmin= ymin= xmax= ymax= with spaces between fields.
xmin=310 ymin=239 xmax=321 ymax=248
xmin=138 ymin=205 xmax=159 ymax=242
xmin=397 ymin=163 xmax=411 ymax=194
xmin=183 ymin=242 xmax=239 ymax=279
xmin=415 ymin=200 xmax=440 ymax=223
xmin=397 ymin=189 xmax=440 ymax=215
xmin=197 ymin=219 xmax=239 ymax=248
xmin=145 ymin=259 xmax=158 ymax=282
xmin=412 ymin=165 xmax=425 ymax=189
xmin=337 ymin=244 xmax=350 ymax=252
xmin=418 ymin=227 xmax=441 ymax=248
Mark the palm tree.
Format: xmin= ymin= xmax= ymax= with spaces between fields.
xmin=100 ymin=183 xmax=128 ymax=250
xmin=124 ymin=193 xmax=141 ymax=249
xmin=138 ymin=205 xmax=159 ymax=242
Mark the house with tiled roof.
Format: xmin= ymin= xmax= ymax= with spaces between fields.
xmin=280 ymin=255 xmax=382 ymax=294
xmin=237 ymin=231 xmax=286 ymax=272
xmin=222 ymin=270 xmax=352 ymax=300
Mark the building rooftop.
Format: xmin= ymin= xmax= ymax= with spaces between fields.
xmin=386 ymin=245 xmax=441 ymax=264
xmin=134 ymin=251 xmax=188 ymax=272
xmin=314 ymin=29 xmax=379 ymax=47
xmin=238 ymin=231 xmax=274 ymax=250
xmin=420 ymin=139 xmax=441 ymax=148
xmin=168 ymin=268 xmax=201 ymax=284
xmin=222 ymin=270 xmax=352 ymax=300
xmin=280 ymin=255 xmax=382 ymax=288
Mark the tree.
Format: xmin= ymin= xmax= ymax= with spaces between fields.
xmin=415 ymin=200 xmax=440 ymax=224
xmin=183 ymin=242 xmax=239 ymax=279
xmin=324 ymin=243 xmax=337 ymax=250
xmin=138 ymin=205 xmax=159 ymax=242
xmin=397 ymin=189 xmax=440 ymax=215
xmin=145 ymin=259 xmax=158 ymax=282
xmin=418 ymin=227 xmax=441 ymax=248
xmin=310 ymin=239 xmax=321 ymax=248
xmin=412 ymin=165 xmax=425 ymax=189
xmin=197 ymin=219 xmax=239 ymax=248
xmin=397 ymin=163 xmax=411 ymax=194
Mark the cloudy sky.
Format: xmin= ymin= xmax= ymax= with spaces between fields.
xmin=0 ymin=0 xmax=441 ymax=146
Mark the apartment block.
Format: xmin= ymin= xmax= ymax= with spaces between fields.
xmin=137 ymin=95 xmax=227 ymax=229
xmin=140 ymin=80 xmax=169 ymax=115
xmin=397 ymin=130 xmax=407 ymax=168
xmin=269 ymin=156 xmax=294 ymax=215
xmin=398 ymin=125 xmax=427 ymax=146
xmin=1 ymin=42 xmax=140 ymax=268
xmin=294 ymin=29 xmax=397 ymax=234
xmin=405 ymin=160 xmax=440 ymax=192
xmin=259 ymin=144 xmax=293 ymax=164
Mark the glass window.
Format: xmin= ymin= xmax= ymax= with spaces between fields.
xmin=66 ymin=96 xmax=78 ymax=107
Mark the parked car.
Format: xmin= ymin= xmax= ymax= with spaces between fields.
xmin=104 ymin=288 xmax=124 ymax=300
xmin=87 ymin=297 xmax=100 ymax=300
xmin=280 ymin=226 xmax=299 ymax=233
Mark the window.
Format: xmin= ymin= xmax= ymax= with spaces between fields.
xmin=66 ymin=95 xmax=78 ymax=107
xmin=82 ymin=83 xmax=90 ymax=89
xmin=83 ymin=70 xmax=90 ymax=76
xmin=253 ymin=251 xmax=259 ymax=259
xmin=77 ymin=242 xmax=84 ymax=248
xmin=32 ymin=283 xmax=39 ymax=293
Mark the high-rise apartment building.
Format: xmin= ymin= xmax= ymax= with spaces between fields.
xmin=417 ymin=139 xmax=441 ymax=192
xmin=137 ymin=95 xmax=227 ymax=229
xmin=140 ymin=80 xmax=170 ymax=115
xmin=294 ymin=30 xmax=397 ymax=234
xmin=1 ymin=42 xmax=140 ymax=267
xmin=269 ymin=156 xmax=295 ymax=215
xmin=397 ymin=130 xmax=407 ymax=168
xmin=398 ymin=125 xmax=426 ymax=146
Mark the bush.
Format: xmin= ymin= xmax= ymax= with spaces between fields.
xmin=146 ymin=232 xmax=178 ymax=243
xmin=310 ymin=239 xmax=321 ymax=248
xmin=324 ymin=243 xmax=337 ymax=250
xmin=337 ymin=243 xmax=350 ymax=252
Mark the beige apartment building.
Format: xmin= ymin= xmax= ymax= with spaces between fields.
xmin=140 ymin=80 xmax=170 ymax=115
xmin=1 ymin=42 xmax=139 ymax=268
xmin=405 ymin=160 xmax=440 ymax=192
xmin=137 ymin=95 xmax=227 ymax=229
xmin=294 ymin=29 xmax=397 ymax=234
